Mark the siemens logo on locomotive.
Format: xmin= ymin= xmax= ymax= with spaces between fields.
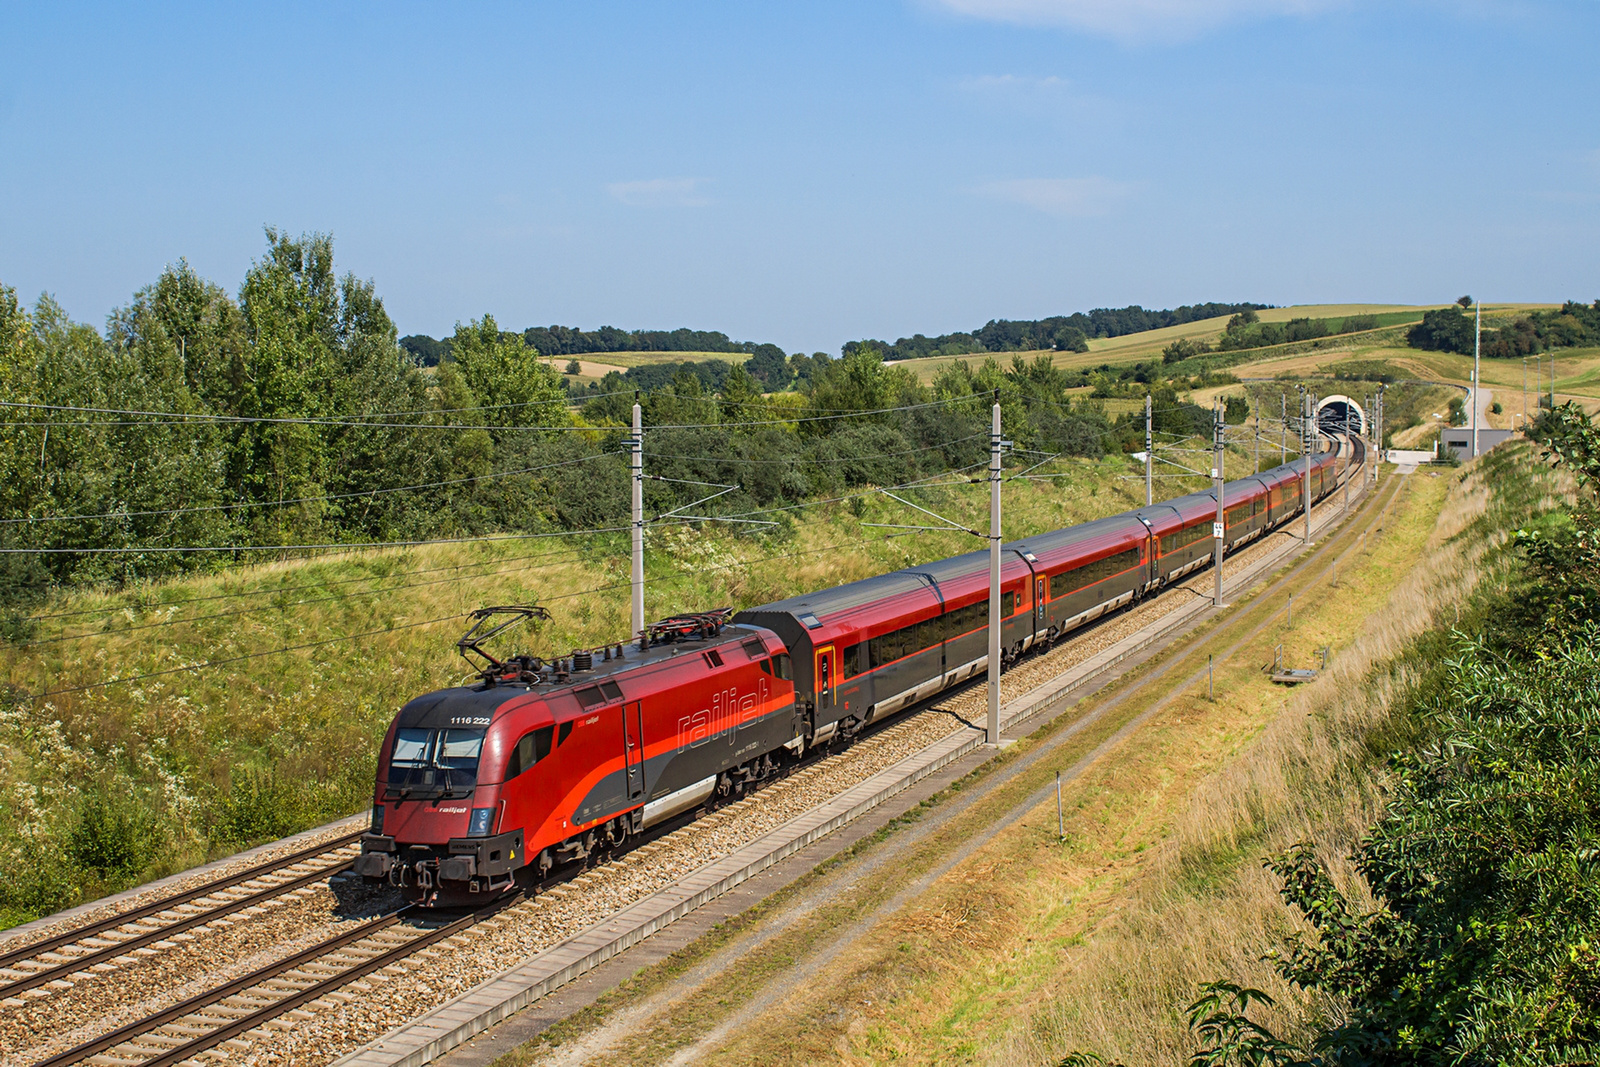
xmin=354 ymin=437 xmax=1356 ymax=906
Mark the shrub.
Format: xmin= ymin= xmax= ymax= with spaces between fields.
xmin=67 ymin=786 xmax=163 ymax=878
xmin=214 ymin=767 xmax=317 ymax=847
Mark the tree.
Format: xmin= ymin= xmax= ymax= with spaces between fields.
xmin=802 ymin=345 xmax=920 ymax=432
xmin=745 ymin=343 xmax=791 ymax=390
xmin=564 ymin=359 xmax=581 ymax=375
xmin=1408 ymin=307 xmax=1474 ymax=354
xmin=718 ymin=363 xmax=763 ymax=421
xmin=447 ymin=314 xmax=569 ymax=433
xmin=1164 ymin=337 xmax=1202 ymax=364
xmin=1457 ymin=295 xmax=1474 ymax=309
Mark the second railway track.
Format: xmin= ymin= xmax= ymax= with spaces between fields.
xmin=0 ymin=830 xmax=366 ymax=1003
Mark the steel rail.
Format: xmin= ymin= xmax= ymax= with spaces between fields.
xmin=31 ymin=908 xmax=413 ymax=1067
xmin=0 ymin=835 xmax=364 ymax=997
xmin=0 ymin=828 xmax=366 ymax=974
xmin=134 ymin=904 xmax=500 ymax=1067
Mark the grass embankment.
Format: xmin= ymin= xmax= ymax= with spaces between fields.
xmin=495 ymin=445 xmax=1562 ymax=1066
xmin=0 ymin=444 xmax=1281 ymax=929
xmin=845 ymin=452 xmax=1556 ymax=1064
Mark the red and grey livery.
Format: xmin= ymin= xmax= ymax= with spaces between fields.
xmin=356 ymin=436 xmax=1357 ymax=905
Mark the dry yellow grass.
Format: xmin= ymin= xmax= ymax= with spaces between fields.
xmin=602 ymin=448 xmax=1557 ymax=1067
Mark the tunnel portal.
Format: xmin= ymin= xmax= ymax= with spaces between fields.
xmin=1316 ymin=395 xmax=1367 ymax=437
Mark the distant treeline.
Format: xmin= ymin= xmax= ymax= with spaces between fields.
xmin=2 ymin=229 xmax=1276 ymax=603
xmin=400 ymin=326 xmax=787 ymax=369
xmin=1408 ymin=300 xmax=1600 ymax=357
xmin=842 ymin=302 xmax=1271 ymax=362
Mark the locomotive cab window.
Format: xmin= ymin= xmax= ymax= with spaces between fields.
xmin=506 ymin=725 xmax=554 ymax=780
xmin=771 ymin=653 xmax=793 ymax=681
xmin=386 ymin=727 xmax=485 ymax=798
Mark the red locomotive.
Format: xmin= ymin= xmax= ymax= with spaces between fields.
xmin=355 ymin=437 xmax=1356 ymax=905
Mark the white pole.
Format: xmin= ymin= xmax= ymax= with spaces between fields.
xmin=631 ymin=402 xmax=645 ymax=639
xmin=1344 ymin=406 xmax=1351 ymax=512
xmin=1473 ymin=301 xmax=1481 ymax=458
xmin=988 ymin=398 xmax=1003 ymax=746
xmin=1145 ymin=394 xmax=1153 ymax=507
xmin=1377 ymin=387 xmax=1384 ymax=480
xmin=1213 ymin=401 xmax=1225 ymax=608
xmin=1303 ymin=393 xmax=1313 ymax=544
xmin=1280 ymin=394 xmax=1287 ymax=465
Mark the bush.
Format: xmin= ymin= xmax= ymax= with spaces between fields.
xmin=67 ymin=786 xmax=163 ymax=878
xmin=214 ymin=767 xmax=319 ymax=847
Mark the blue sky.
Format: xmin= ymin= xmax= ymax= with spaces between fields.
xmin=1 ymin=1 xmax=1596 ymax=354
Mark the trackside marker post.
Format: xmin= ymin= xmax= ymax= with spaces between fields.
xmin=1056 ymin=770 xmax=1064 ymax=842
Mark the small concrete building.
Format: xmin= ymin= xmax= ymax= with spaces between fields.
xmin=1441 ymin=427 xmax=1516 ymax=460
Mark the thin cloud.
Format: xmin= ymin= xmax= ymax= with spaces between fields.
xmin=606 ymin=178 xmax=711 ymax=208
xmin=930 ymin=0 xmax=1335 ymax=41
xmin=957 ymin=73 xmax=1113 ymax=118
xmin=977 ymin=176 xmax=1135 ymax=218
xmin=959 ymin=73 xmax=1072 ymax=93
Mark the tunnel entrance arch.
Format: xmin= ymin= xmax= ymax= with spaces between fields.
xmin=1316 ymin=395 xmax=1367 ymax=436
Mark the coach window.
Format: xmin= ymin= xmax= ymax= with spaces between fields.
xmin=505 ymin=725 xmax=554 ymax=780
xmin=843 ymin=644 xmax=863 ymax=678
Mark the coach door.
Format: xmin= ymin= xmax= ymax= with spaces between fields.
xmin=815 ymin=645 xmax=836 ymax=713
xmin=621 ymin=700 xmax=645 ymax=800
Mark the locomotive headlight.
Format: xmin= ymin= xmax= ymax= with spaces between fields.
xmin=468 ymin=807 xmax=494 ymax=837
xmin=371 ymin=805 xmax=385 ymax=834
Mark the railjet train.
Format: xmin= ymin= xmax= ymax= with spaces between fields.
xmin=355 ymin=436 xmax=1357 ymax=904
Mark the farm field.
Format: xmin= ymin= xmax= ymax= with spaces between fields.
xmin=535 ymin=350 xmax=755 ymax=386
xmin=890 ymin=303 xmax=1562 ymax=386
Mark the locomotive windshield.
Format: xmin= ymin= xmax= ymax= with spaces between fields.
xmin=385 ymin=727 xmax=485 ymax=799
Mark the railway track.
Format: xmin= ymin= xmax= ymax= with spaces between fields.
xmin=0 ymin=829 xmax=366 ymax=1002
xmin=31 ymin=900 xmax=513 ymax=1067
xmin=10 ymin=450 xmax=1374 ymax=1067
